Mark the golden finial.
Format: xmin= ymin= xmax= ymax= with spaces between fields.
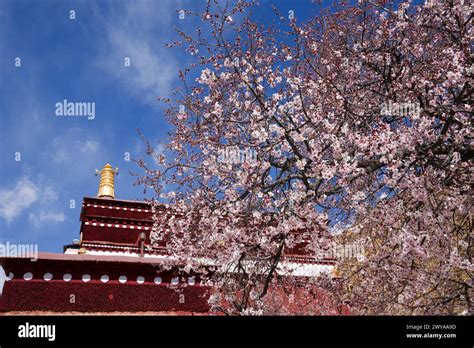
xmin=95 ymin=163 xmax=119 ymax=199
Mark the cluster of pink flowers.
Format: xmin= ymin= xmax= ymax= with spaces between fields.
xmin=138 ymin=0 xmax=472 ymax=315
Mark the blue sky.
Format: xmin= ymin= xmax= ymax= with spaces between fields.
xmin=0 ymin=0 xmax=329 ymax=252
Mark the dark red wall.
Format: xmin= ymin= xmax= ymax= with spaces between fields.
xmin=0 ymin=281 xmax=210 ymax=312
xmin=0 ymin=257 xmax=210 ymax=313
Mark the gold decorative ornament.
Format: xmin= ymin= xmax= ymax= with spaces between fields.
xmin=95 ymin=163 xmax=119 ymax=199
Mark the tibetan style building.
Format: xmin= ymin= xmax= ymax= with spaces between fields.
xmin=0 ymin=164 xmax=340 ymax=315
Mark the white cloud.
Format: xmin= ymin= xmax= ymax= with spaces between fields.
xmin=0 ymin=178 xmax=63 ymax=224
xmin=52 ymin=135 xmax=101 ymax=164
xmin=0 ymin=177 xmax=39 ymax=224
xmin=28 ymin=211 xmax=66 ymax=228
xmin=42 ymin=186 xmax=59 ymax=202
xmin=44 ymin=129 xmax=105 ymax=182
xmin=96 ymin=1 xmax=180 ymax=105
xmin=81 ymin=140 xmax=99 ymax=153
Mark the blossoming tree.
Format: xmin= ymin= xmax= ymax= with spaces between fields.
xmin=137 ymin=0 xmax=472 ymax=315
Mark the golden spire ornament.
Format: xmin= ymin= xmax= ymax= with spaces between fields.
xmin=95 ymin=163 xmax=118 ymax=199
